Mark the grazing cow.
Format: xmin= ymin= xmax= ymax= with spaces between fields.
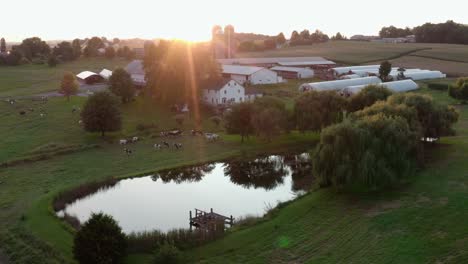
xmin=153 ymin=143 xmax=162 ymax=150
xmin=78 ymin=120 xmax=83 ymax=125
xmin=174 ymin=143 xmax=183 ymax=150
xmin=40 ymin=113 xmax=46 ymax=118
xmin=205 ymin=133 xmax=219 ymax=142
xmin=160 ymin=131 xmax=168 ymax=137
xmin=119 ymin=139 xmax=128 ymax=145
xmin=124 ymin=148 xmax=133 ymax=156
xmin=132 ymin=136 xmax=139 ymax=143
xmin=162 ymin=141 xmax=170 ymax=148
xmin=169 ymin=130 xmax=182 ymax=136
xmin=19 ymin=111 xmax=26 ymax=116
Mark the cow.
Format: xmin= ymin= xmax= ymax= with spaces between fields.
xmin=174 ymin=143 xmax=183 ymax=150
xmin=132 ymin=136 xmax=139 ymax=142
xmin=154 ymin=143 xmax=162 ymax=150
xmin=124 ymin=148 xmax=133 ymax=156
xmin=119 ymin=139 xmax=128 ymax=145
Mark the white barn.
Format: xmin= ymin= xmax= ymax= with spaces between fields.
xmin=202 ymin=79 xmax=262 ymax=105
xmin=299 ymin=77 xmax=382 ymax=92
xmin=125 ymin=60 xmax=146 ymax=86
xmin=270 ymin=66 xmax=315 ymax=79
xmin=99 ymin=69 xmax=113 ymax=80
xmin=222 ymin=65 xmax=283 ymax=85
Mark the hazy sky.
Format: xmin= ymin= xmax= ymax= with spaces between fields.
xmin=3 ymin=0 xmax=467 ymax=42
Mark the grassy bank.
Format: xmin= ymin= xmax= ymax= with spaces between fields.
xmin=185 ymin=88 xmax=468 ymax=263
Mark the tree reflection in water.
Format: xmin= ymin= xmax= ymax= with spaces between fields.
xmin=221 ymin=155 xmax=298 ymax=191
xmin=284 ymin=153 xmax=314 ymax=192
xmin=151 ymin=164 xmax=216 ymax=184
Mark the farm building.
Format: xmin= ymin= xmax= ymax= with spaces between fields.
xmin=330 ymin=65 xmax=381 ymax=76
xmin=76 ymin=71 xmax=104 ymax=84
xmin=270 ymin=66 xmax=314 ymax=79
xmin=99 ymin=69 xmax=113 ymax=80
xmin=299 ymin=76 xmax=382 ymax=92
xmin=222 ymin=65 xmax=283 ymax=85
xmin=202 ymin=79 xmax=262 ymax=105
xmin=218 ymin=57 xmax=336 ymax=69
xmin=125 ymin=60 xmax=146 ymax=86
xmin=345 ymin=80 xmax=419 ymax=94
xmin=402 ymin=71 xmax=446 ymax=81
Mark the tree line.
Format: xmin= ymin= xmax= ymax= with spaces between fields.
xmin=379 ymin=20 xmax=468 ymax=45
xmin=0 ymin=36 xmax=135 ymax=67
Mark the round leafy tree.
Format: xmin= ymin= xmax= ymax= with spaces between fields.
xmin=109 ymin=68 xmax=135 ymax=103
xmin=59 ymin=72 xmax=79 ymax=101
xmin=81 ymin=91 xmax=122 ymax=136
xmin=73 ymin=213 xmax=127 ymax=264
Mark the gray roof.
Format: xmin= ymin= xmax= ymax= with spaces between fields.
xmin=125 ymin=60 xmax=145 ymax=75
xmin=271 ymin=66 xmax=314 ymax=73
xmin=222 ymin=65 xmax=264 ymax=76
xmin=218 ymin=57 xmax=335 ymax=65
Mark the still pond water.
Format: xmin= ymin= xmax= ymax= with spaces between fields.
xmin=59 ymin=153 xmax=313 ymax=233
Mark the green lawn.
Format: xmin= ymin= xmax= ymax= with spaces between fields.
xmin=185 ymin=88 xmax=468 ymax=264
xmin=0 ymin=58 xmax=128 ymax=97
xmin=0 ymin=57 xmax=467 ymax=264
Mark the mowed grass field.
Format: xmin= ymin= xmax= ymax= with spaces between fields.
xmin=0 ymin=58 xmax=128 ymax=97
xmin=0 ymin=94 xmax=319 ymax=263
xmin=184 ymin=85 xmax=468 ymax=264
xmin=238 ymin=41 xmax=468 ymax=76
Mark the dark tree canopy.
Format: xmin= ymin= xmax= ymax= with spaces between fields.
xmin=379 ymin=61 xmax=392 ymax=82
xmin=105 ymin=46 xmax=116 ymax=59
xmin=18 ymin=37 xmax=50 ymax=60
xmin=276 ymin=32 xmax=286 ymax=45
xmin=109 ymin=68 xmax=135 ymax=103
xmin=83 ymin=37 xmax=104 ymax=57
xmin=53 ymin=41 xmax=75 ymax=61
xmin=143 ymin=40 xmax=221 ymax=105
xmin=47 ymin=54 xmax=58 ymax=67
xmin=379 ymin=26 xmax=413 ymax=38
xmin=73 ymin=213 xmax=127 ymax=264
xmin=81 ymin=91 xmax=122 ymax=136
xmin=224 ymin=102 xmax=255 ymax=142
xmin=72 ymin=39 xmax=82 ymax=59
xmin=251 ymin=96 xmax=289 ymax=141
xmin=59 ymin=72 xmax=79 ymax=100
xmin=414 ymin=20 xmax=468 ymax=45
xmin=0 ymin=38 xmax=6 ymax=53
xmin=294 ymin=90 xmax=347 ymax=132
xmin=347 ymin=85 xmax=393 ymax=112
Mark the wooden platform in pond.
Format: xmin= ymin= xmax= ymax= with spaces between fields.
xmin=189 ymin=208 xmax=234 ymax=231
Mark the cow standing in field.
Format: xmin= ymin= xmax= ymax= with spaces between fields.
xmin=174 ymin=143 xmax=183 ymax=150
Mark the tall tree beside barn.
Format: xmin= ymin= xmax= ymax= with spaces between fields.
xmin=143 ymin=40 xmax=221 ymax=106
xmin=0 ymin=38 xmax=6 ymax=53
xmin=59 ymin=72 xmax=79 ymax=101
xmin=108 ymin=68 xmax=135 ymax=103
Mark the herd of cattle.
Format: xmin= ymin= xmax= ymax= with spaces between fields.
xmin=119 ymin=130 xmax=220 ymax=155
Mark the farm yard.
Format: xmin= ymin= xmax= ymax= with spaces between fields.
xmin=0 ymin=39 xmax=468 ymax=264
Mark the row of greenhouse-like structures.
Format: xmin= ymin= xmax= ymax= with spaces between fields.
xmin=300 ymin=65 xmax=446 ymax=95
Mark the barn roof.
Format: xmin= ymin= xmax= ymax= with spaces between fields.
xmin=218 ymin=56 xmax=334 ymax=65
xmin=125 ymin=60 xmax=145 ymax=75
xmin=203 ymin=79 xmax=241 ymax=91
xmin=278 ymin=61 xmax=335 ymax=66
xmin=222 ymin=65 xmax=264 ymax=76
xmin=271 ymin=66 xmax=314 ymax=73
xmin=76 ymin=71 xmax=100 ymax=80
xmin=99 ymin=69 xmax=113 ymax=79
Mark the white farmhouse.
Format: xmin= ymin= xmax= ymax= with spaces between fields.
xmin=222 ymin=65 xmax=283 ymax=85
xmin=202 ymin=79 xmax=263 ymax=105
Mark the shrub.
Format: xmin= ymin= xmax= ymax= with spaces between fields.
xmin=73 ymin=213 xmax=127 ymax=264
xmin=153 ymin=243 xmax=181 ymax=264
xmin=347 ymin=85 xmax=393 ymax=112
xmin=294 ymin=90 xmax=347 ymax=132
xmin=448 ymin=77 xmax=468 ymax=102
xmin=224 ymin=102 xmax=255 ymax=142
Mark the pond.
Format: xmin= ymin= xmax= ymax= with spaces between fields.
xmin=57 ymin=153 xmax=313 ymax=233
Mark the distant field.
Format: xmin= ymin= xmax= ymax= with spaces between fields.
xmin=389 ymin=56 xmax=468 ymax=77
xmin=237 ymin=41 xmax=468 ymax=77
xmin=0 ymin=58 xmax=128 ymax=97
